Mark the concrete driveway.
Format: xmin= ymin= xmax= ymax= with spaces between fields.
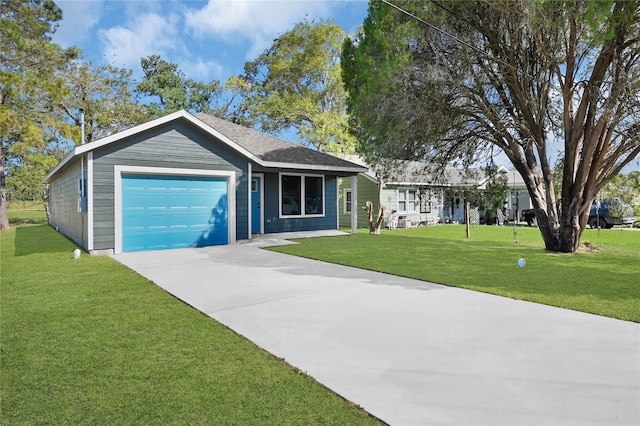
xmin=113 ymin=236 xmax=640 ymax=426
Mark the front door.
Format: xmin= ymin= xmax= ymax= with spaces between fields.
xmin=251 ymin=175 xmax=262 ymax=234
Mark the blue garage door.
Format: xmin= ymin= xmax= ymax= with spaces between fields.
xmin=122 ymin=174 xmax=228 ymax=252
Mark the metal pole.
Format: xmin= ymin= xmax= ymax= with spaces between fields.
xmin=79 ymin=108 xmax=85 ymax=144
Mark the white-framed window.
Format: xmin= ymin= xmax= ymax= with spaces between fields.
xmin=397 ymin=188 xmax=417 ymax=213
xmin=280 ymin=173 xmax=324 ymax=217
xmin=344 ymin=189 xmax=352 ymax=213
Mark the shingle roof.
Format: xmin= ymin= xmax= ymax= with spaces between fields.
xmin=374 ymin=160 xmax=485 ymax=186
xmin=44 ymin=110 xmax=366 ymax=183
xmin=195 ymin=112 xmax=364 ymax=170
xmin=351 ymin=157 xmax=519 ymax=187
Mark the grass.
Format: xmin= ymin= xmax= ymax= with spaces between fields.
xmin=0 ymin=224 xmax=382 ymax=425
xmin=270 ymin=225 xmax=640 ymax=322
xmin=6 ymin=202 xmax=47 ymax=226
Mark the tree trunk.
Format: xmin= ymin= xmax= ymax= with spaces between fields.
xmin=531 ymin=195 xmax=585 ymax=253
xmin=363 ymin=201 xmax=385 ymax=234
xmin=0 ymin=151 xmax=9 ymax=230
xmin=558 ymin=221 xmax=582 ymax=253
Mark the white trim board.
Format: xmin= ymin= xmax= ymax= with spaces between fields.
xmin=87 ymin=152 xmax=94 ymax=251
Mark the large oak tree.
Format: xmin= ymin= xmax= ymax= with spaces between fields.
xmin=242 ymin=20 xmax=356 ymax=154
xmin=342 ymin=0 xmax=640 ymax=252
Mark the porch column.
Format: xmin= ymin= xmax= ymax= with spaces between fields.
xmin=351 ymin=174 xmax=358 ymax=234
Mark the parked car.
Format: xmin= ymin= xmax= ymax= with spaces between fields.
xmin=521 ymin=201 xmax=636 ymax=229
xmin=589 ymin=200 xmax=636 ymax=229
xmin=521 ymin=209 xmax=536 ymax=226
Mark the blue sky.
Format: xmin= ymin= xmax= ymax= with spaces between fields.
xmin=50 ymin=0 xmax=638 ymax=173
xmin=52 ymin=0 xmax=369 ymax=83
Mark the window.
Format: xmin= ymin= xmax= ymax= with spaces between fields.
xmin=344 ymin=189 xmax=352 ymax=213
xmin=280 ymin=174 xmax=324 ymax=217
xmin=398 ymin=189 xmax=417 ymax=213
xmin=305 ymin=176 xmax=323 ymax=214
xmin=281 ymin=175 xmax=302 ymax=215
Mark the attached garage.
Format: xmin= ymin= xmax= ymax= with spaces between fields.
xmin=44 ymin=110 xmax=365 ymax=255
xmin=114 ymin=166 xmax=236 ymax=253
xmin=119 ymin=173 xmax=230 ymax=252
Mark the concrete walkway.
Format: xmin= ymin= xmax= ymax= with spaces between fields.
xmin=113 ymin=234 xmax=640 ymax=426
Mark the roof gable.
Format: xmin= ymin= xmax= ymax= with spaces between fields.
xmin=45 ymin=110 xmax=366 ymax=182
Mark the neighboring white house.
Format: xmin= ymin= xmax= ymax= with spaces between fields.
xmin=338 ymin=158 xmax=533 ymax=228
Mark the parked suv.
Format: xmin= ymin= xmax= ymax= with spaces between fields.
xmin=589 ymin=200 xmax=636 ymax=229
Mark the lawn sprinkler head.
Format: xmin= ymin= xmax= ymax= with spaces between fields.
xmin=73 ymin=249 xmax=81 ymax=259
xmin=518 ymin=258 xmax=526 ymax=268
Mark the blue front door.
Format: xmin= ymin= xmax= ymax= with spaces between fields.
xmin=122 ymin=174 xmax=228 ymax=252
xmin=251 ymin=176 xmax=261 ymax=234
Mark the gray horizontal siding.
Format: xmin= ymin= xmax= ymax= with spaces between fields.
xmin=91 ymin=120 xmax=248 ymax=250
xmin=262 ymin=172 xmax=339 ymax=233
xmin=338 ymin=174 xmax=380 ymax=228
xmin=48 ymin=162 xmax=86 ymax=249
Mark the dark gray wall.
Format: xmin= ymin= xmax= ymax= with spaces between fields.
xmin=261 ymin=172 xmax=338 ymax=233
xmin=91 ymin=120 xmax=248 ymax=250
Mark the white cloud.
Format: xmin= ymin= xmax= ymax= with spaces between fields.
xmin=180 ymin=58 xmax=225 ymax=81
xmin=184 ymin=0 xmax=331 ymax=60
xmin=52 ymin=0 xmax=105 ymax=48
xmin=98 ymin=12 xmax=182 ymax=72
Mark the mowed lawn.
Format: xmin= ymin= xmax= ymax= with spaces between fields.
xmin=270 ymin=225 xmax=640 ymax=322
xmin=0 ymin=224 xmax=382 ymax=425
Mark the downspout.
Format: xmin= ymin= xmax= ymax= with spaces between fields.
xmin=79 ymin=109 xmax=86 ymax=250
xmin=80 ymin=108 xmax=85 ymax=200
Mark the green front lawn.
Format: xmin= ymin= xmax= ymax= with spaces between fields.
xmin=6 ymin=203 xmax=47 ymax=225
xmin=0 ymin=224 xmax=382 ymax=425
xmin=270 ymin=226 xmax=640 ymax=322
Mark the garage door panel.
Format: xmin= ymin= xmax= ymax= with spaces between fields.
xmin=122 ymin=174 xmax=228 ymax=252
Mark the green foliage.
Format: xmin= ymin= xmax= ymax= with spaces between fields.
xmin=59 ymin=60 xmax=147 ymax=144
xmin=242 ymin=20 xmax=356 ymax=153
xmin=5 ymin=152 xmax=56 ymax=202
xmin=601 ymin=172 xmax=640 ymax=207
xmin=0 ymin=225 xmax=382 ymax=424
xmin=1 ymin=0 xmax=149 ymax=218
xmin=136 ymin=55 xmax=252 ymax=122
xmin=341 ymin=1 xmax=458 ymax=164
xmin=271 ymin=226 xmax=640 ymax=322
xmin=463 ymin=169 xmax=510 ymax=213
xmin=1 ymin=0 xmax=80 ymax=227
xmin=1 ymin=0 xmax=80 ymax=154
xmin=342 ymin=0 xmax=640 ymax=252
xmin=137 ymin=55 xmax=192 ymax=117
xmin=0 ymin=1 xmax=155 ymax=218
